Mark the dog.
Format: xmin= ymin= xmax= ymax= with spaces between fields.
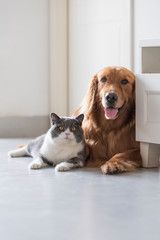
xmin=73 ymin=66 xmax=142 ymax=174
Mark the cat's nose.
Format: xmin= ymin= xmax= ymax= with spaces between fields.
xmin=65 ymin=132 xmax=70 ymax=136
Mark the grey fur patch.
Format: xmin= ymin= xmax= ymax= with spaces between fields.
xmin=66 ymin=147 xmax=86 ymax=167
xmin=27 ymin=134 xmax=45 ymax=158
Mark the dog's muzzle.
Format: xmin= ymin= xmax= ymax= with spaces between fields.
xmin=105 ymin=92 xmax=118 ymax=106
xmin=104 ymin=93 xmax=126 ymax=120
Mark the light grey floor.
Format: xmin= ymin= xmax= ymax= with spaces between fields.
xmin=0 ymin=139 xmax=160 ymax=240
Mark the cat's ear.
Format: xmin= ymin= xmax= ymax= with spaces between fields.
xmin=50 ymin=113 xmax=60 ymax=125
xmin=75 ymin=114 xmax=84 ymax=125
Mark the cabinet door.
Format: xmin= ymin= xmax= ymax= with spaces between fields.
xmin=136 ymin=74 xmax=160 ymax=144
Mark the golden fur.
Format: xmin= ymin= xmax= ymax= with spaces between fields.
xmin=73 ymin=66 xmax=142 ymax=174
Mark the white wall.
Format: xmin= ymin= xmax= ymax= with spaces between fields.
xmin=0 ymin=0 xmax=49 ymax=117
xmin=68 ymin=0 xmax=132 ymax=115
xmin=49 ymin=0 xmax=68 ymax=117
xmin=133 ymin=0 xmax=160 ymax=73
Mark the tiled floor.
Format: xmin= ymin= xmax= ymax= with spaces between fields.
xmin=0 ymin=138 xmax=160 ymax=240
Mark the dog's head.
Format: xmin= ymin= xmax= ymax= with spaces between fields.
xmin=85 ymin=67 xmax=135 ymax=120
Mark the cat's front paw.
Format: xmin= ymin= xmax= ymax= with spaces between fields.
xmin=55 ymin=162 xmax=71 ymax=172
xmin=29 ymin=162 xmax=42 ymax=169
xmin=28 ymin=157 xmax=46 ymax=170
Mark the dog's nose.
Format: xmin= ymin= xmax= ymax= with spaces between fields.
xmin=105 ymin=93 xmax=118 ymax=105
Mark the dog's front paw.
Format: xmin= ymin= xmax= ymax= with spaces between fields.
xmin=101 ymin=161 xmax=125 ymax=174
xmin=55 ymin=162 xmax=71 ymax=172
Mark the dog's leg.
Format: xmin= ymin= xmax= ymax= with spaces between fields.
xmin=8 ymin=146 xmax=28 ymax=158
xmin=101 ymin=149 xmax=142 ymax=174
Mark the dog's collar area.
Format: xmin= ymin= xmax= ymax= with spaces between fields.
xmin=105 ymin=101 xmax=126 ymax=119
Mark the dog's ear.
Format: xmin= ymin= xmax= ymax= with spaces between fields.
xmin=81 ymin=74 xmax=98 ymax=115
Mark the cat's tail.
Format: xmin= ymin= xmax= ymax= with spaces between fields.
xmin=8 ymin=146 xmax=28 ymax=158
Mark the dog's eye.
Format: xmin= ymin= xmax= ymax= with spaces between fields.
xmin=100 ymin=77 xmax=107 ymax=82
xmin=121 ymin=79 xmax=129 ymax=85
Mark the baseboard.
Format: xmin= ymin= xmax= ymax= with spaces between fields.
xmin=0 ymin=116 xmax=50 ymax=138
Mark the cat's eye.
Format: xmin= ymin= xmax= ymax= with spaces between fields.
xmin=121 ymin=79 xmax=129 ymax=85
xmin=100 ymin=77 xmax=107 ymax=83
xmin=71 ymin=126 xmax=76 ymax=131
xmin=59 ymin=126 xmax=64 ymax=131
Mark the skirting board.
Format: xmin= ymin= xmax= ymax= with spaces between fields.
xmin=0 ymin=116 xmax=50 ymax=138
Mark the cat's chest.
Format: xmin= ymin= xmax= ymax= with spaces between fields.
xmin=41 ymin=138 xmax=83 ymax=163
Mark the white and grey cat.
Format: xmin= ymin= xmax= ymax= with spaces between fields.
xmin=8 ymin=113 xmax=86 ymax=172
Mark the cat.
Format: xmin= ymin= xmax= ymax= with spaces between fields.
xmin=8 ymin=113 xmax=86 ymax=172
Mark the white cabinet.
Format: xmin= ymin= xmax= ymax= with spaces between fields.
xmin=136 ymin=40 xmax=160 ymax=167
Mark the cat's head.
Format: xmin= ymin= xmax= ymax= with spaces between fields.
xmin=50 ymin=113 xmax=84 ymax=143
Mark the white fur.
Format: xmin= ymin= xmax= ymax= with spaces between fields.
xmin=28 ymin=157 xmax=47 ymax=169
xmin=40 ymin=129 xmax=84 ymax=165
xmin=102 ymin=96 xmax=107 ymax=109
xmin=101 ymin=97 xmax=110 ymax=119
xmin=55 ymin=162 xmax=75 ymax=172
xmin=55 ymin=161 xmax=84 ymax=172
xmin=8 ymin=146 xmax=28 ymax=157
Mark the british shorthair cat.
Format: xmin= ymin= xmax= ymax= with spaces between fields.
xmin=8 ymin=113 xmax=86 ymax=172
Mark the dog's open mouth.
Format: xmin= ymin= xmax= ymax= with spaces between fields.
xmin=105 ymin=101 xmax=126 ymax=120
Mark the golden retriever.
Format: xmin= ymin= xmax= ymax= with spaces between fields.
xmin=73 ymin=66 xmax=142 ymax=174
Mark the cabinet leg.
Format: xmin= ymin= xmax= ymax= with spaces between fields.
xmin=140 ymin=142 xmax=160 ymax=167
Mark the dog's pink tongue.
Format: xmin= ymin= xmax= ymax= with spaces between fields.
xmin=105 ymin=108 xmax=118 ymax=119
